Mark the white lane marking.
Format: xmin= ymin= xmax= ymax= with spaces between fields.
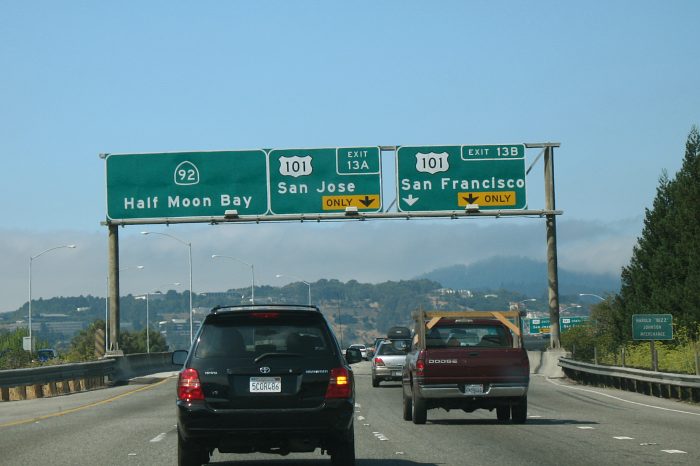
xmin=357 ymin=416 xmax=365 ymax=421
xmin=529 ymin=415 xmax=542 ymax=418
xmin=577 ymin=426 xmax=595 ymax=430
xmin=355 ymin=403 xmax=362 ymax=408
xmin=547 ymin=378 xmax=700 ymax=417
xmin=150 ymin=433 xmax=167 ymax=443
xmin=662 ymin=450 xmax=687 ymax=454
xmin=373 ymin=432 xmax=389 ymax=441
xmin=614 ymin=436 xmax=634 ymax=440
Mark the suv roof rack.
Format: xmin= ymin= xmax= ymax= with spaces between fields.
xmin=209 ymin=304 xmax=320 ymax=315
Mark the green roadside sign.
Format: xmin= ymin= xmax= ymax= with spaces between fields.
xmin=527 ymin=318 xmax=551 ymax=334
xmin=526 ymin=316 xmax=589 ymax=335
xmin=632 ymin=314 xmax=673 ymax=340
xmin=396 ymin=144 xmax=527 ymax=212
xmin=268 ymin=147 xmax=382 ymax=215
xmin=560 ymin=316 xmax=589 ymax=331
xmin=106 ymin=150 xmax=269 ymax=220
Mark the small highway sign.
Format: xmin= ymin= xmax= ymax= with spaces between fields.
xmin=560 ymin=316 xmax=589 ymax=331
xmin=632 ymin=314 xmax=673 ymax=340
xmin=396 ymin=144 xmax=527 ymax=212
xmin=106 ymin=150 xmax=269 ymax=221
xmin=527 ymin=318 xmax=551 ymax=334
xmin=268 ymin=147 xmax=382 ymax=214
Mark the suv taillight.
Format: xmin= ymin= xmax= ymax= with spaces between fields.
xmin=178 ymin=368 xmax=204 ymax=401
xmin=324 ymin=367 xmax=352 ymax=399
xmin=374 ymin=357 xmax=385 ymax=366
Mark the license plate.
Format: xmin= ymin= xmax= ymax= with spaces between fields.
xmin=392 ymin=371 xmax=401 ymax=377
xmin=463 ymin=384 xmax=483 ymax=395
xmin=249 ymin=377 xmax=281 ymax=393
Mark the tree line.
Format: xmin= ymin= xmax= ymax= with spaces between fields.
xmin=566 ymin=127 xmax=700 ymax=365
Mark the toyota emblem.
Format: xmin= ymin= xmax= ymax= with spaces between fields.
xmin=259 ymin=366 xmax=271 ymax=374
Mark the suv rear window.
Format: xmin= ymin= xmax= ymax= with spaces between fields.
xmin=195 ymin=313 xmax=332 ymax=359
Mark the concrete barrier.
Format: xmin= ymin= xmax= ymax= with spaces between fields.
xmin=0 ymin=352 xmax=177 ymax=401
xmin=527 ymin=349 xmax=571 ymax=378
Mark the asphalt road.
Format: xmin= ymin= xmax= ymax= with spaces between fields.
xmin=1 ymin=361 xmax=699 ymax=465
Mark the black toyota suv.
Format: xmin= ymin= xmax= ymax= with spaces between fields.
xmin=172 ymin=304 xmax=363 ymax=466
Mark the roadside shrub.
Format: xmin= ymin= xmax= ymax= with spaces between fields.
xmin=568 ymin=323 xmax=699 ymax=375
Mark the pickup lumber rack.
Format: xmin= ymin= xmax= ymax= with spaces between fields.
xmin=411 ymin=310 xmax=525 ymax=349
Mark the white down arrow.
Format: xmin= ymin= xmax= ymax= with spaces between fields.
xmin=403 ymin=194 xmax=419 ymax=206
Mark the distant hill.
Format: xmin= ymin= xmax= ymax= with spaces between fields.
xmin=417 ymin=256 xmax=620 ymax=296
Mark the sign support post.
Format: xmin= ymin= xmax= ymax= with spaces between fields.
xmin=107 ymin=224 xmax=121 ymax=353
xmin=537 ymin=143 xmax=562 ymax=349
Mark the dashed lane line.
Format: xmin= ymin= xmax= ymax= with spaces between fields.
xmin=150 ymin=433 xmax=167 ymax=443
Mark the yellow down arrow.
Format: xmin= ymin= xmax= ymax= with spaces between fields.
xmin=457 ymin=191 xmax=517 ymax=207
xmin=322 ymin=194 xmax=380 ymax=211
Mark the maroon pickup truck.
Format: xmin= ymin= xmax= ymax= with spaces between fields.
xmin=402 ymin=310 xmax=530 ymax=424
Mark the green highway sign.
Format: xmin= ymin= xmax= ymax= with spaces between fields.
xmin=561 ymin=316 xmax=589 ymax=331
xmin=396 ymin=144 xmax=527 ymax=212
xmin=527 ymin=318 xmax=551 ymax=334
xmin=268 ymin=147 xmax=382 ymax=215
xmin=526 ymin=316 xmax=589 ymax=335
xmin=632 ymin=314 xmax=673 ymax=340
xmin=106 ymin=150 xmax=269 ymax=220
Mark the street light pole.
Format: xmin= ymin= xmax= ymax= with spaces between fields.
xmin=142 ymin=231 xmax=194 ymax=344
xmin=560 ymin=304 xmax=582 ymax=314
xmin=28 ymin=244 xmax=76 ymax=352
xmin=211 ymin=255 xmax=255 ymax=304
xmin=137 ymin=282 xmax=180 ymax=354
xmin=578 ymin=293 xmax=605 ymax=301
xmin=275 ymin=274 xmax=311 ymax=305
xmin=136 ymin=293 xmax=151 ymax=353
xmin=518 ymin=298 xmax=537 ymax=307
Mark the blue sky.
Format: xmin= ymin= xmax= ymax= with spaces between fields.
xmin=1 ymin=1 xmax=698 ymax=313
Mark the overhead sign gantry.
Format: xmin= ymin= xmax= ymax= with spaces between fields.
xmin=101 ymin=142 xmax=564 ymax=351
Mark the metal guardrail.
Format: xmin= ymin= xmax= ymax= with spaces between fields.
xmin=559 ymin=357 xmax=700 ymax=402
xmin=0 ymin=352 xmax=176 ymax=401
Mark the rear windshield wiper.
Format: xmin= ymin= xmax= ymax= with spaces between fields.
xmin=254 ymin=352 xmax=303 ymax=363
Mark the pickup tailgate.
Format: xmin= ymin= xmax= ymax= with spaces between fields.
xmin=423 ymin=347 xmax=529 ymax=384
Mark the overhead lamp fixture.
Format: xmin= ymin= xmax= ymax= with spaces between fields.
xmin=345 ymin=206 xmax=359 ymax=216
xmin=465 ymin=204 xmax=480 ymax=213
xmin=224 ymin=209 xmax=239 ymax=219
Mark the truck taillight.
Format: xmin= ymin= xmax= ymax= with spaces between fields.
xmin=178 ymin=368 xmax=204 ymax=401
xmin=374 ymin=357 xmax=385 ymax=366
xmin=325 ymin=367 xmax=352 ymax=399
xmin=416 ymin=358 xmax=425 ymax=377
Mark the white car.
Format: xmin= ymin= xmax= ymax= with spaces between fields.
xmin=348 ymin=344 xmax=368 ymax=360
